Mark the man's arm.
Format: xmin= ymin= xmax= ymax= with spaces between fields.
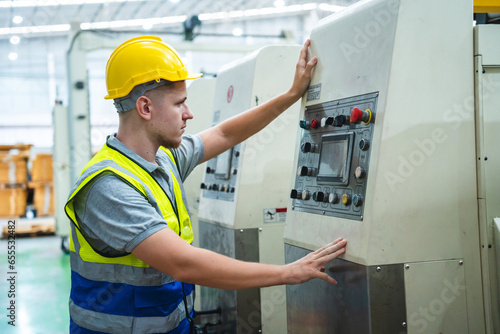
xmin=132 ymin=227 xmax=346 ymax=289
xmin=198 ymin=40 xmax=317 ymax=163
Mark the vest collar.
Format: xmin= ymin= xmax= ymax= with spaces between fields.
xmin=107 ymin=134 xmax=162 ymax=174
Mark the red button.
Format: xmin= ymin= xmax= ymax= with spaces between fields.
xmin=350 ymin=107 xmax=363 ymax=123
xmin=310 ymin=119 xmax=318 ymax=129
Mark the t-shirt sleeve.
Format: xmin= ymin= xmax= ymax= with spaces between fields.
xmin=72 ymin=174 xmax=168 ymax=254
xmin=172 ymin=134 xmax=205 ymax=181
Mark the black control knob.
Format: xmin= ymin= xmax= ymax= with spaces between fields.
xmin=200 ymin=183 xmax=206 ymax=189
xmin=212 ymin=183 xmax=218 ymax=191
xmin=334 ymin=115 xmax=349 ymax=127
xmin=359 ymin=139 xmax=370 ymax=151
xmin=290 ymin=189 xmax=302 ymax=199
xmin=325 ymin=117 xmax=334 ymax=126
xmin=313 ymin=191 xmax=325 ymax=202
xmin=301 ymin=142 xmax=312 ymax=153
xmin=229 ymin=186 xmax=235 ymax=193
xmin=301 ymin=142 xmax=318 ymax=153
xmin=298 ymin=166 xmax=316 ymax=177
xmin=206 ymin=167 xmax=213 ymax=174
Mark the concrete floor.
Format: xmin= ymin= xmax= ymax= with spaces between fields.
xmin=0 ymin=235 xmax=70 ymax=333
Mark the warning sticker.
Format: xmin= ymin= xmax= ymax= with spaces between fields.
xmin=306 ymin=83 xmax=322 ymax=102
xmin=263 ymin=208 xmax=287 ymax=223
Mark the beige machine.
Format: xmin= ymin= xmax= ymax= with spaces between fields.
xmin=197 ymin=45 xmax=301 ymax=334
xmin=474 ymin=24 xmax=500 ymax=334
xmin=284 ymin=0 xmax=499 ymax=333
xmin=183 ymin=77 xmax=216 ymax=313
xmin=184 ymin=77 xmax=217 ymax=249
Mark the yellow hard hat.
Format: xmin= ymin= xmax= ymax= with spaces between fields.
xmin=104 ymin=36 xmax=202 ymax=100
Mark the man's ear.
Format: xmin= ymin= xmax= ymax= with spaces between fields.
xmin=136 ymin=96 xmax=153 ymax=120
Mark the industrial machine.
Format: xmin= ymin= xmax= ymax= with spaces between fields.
xmin=183 ymin=77 xmax=217 ymax=313
xmin=284 ymin=0 xmax=499 ymax=333
xmin=197 ymin=45 xmax=302 ymax=334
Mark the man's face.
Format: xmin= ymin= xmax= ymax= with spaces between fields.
xmin=148 ymin=81 xmax=193 ymax=148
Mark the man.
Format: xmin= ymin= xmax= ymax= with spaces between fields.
xmin=65 ymin=36 xmax=347 ymax=333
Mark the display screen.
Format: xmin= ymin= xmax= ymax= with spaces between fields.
xmin=317 ymin=133 xmax=353 ymax=185
xmin=214 ymin=148 xmax=233 ymax=180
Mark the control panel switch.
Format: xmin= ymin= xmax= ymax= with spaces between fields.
xmin=334 ymin=115 xmax=349 ymax=127
xmin=359 ymin=138 xmax=370 ymax=151
xmin=350 ymin=107 xmax=372 ymax=124
xmin=341 ymin=194 xmax=351 ymax=206
xmin=301 ymin=142 xmax=318 ymax=153
xmin=298 ymin=166 xmax=316 ymax=177
xmin=329 ymin=192 xmax=339 ymax=204
xmin=312 ymin=191 xmax=325 ymax=202
xmin=301 ymin=190 xmax=311 ymax=201
xmin=353 ymin=194 xmax=364 ymax=207
xmin=354 ymin=166 xmax=366 ymax=179
xmin=299 ymin=120 xmax=310 ymax=129
xmin=290 ymin=189 xmax=302 ymax=199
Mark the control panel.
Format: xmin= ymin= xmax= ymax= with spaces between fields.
xmin=290 ymin=92 xmax=377 ymax=220
xmin=201 ymin=110 xmax=241 ymax=201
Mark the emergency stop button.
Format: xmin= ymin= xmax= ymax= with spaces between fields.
xmin=350 ymin=107 xmax=372 ymax=124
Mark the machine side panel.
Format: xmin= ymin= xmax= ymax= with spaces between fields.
xmin=474 ymin=25 xmax=500 ymax=333
xmin=198 ymin=55 xmax=256 ymax=226
xmin=198 ymin=221 xmax=261 ymax=333
xmin=184 ymin=77 xmax=216 ymax=248
xmin=285 ymin=244 xmax=406 ymax=334
xmin=404 ymin=260 xmax=468 ymax=334
xmin=234 ymin=45 xmax=301 ymax=230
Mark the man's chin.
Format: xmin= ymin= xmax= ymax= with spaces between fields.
xmin=161 ymin=138 xmax=182 ymax=149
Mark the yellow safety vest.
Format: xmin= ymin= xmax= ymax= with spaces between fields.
xmin=65 ymin=142 xmax=193 ymax=267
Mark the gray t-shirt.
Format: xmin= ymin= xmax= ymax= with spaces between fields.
xmin=73 ymin=134 xmax=205 ymax=256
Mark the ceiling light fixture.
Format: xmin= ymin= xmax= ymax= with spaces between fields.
xmin=0 ymin=0 xmax=148 ymax=8
xmin=232 ymin=28 xmax=243 ymax=36
xmin=8 ymin=52 xmax=18 ymax=61
xmin=274 ymin=0 xmax=285 ymax=8
xmin=12 ymin=16 xmax=23 ymax=24
xmin=0 ymin=3 xmax=345 ymax=37
xmin=10 ymin=36 xmax=20 ymax=44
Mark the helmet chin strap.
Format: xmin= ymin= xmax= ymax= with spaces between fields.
xmin=113 ymin=79 xmax=170 ymax=113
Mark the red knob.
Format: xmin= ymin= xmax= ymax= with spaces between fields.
xmin=350 ymin=107 xmax=363 ymax=123
xmin=310 ymin=119 xmax=318 ymax=129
